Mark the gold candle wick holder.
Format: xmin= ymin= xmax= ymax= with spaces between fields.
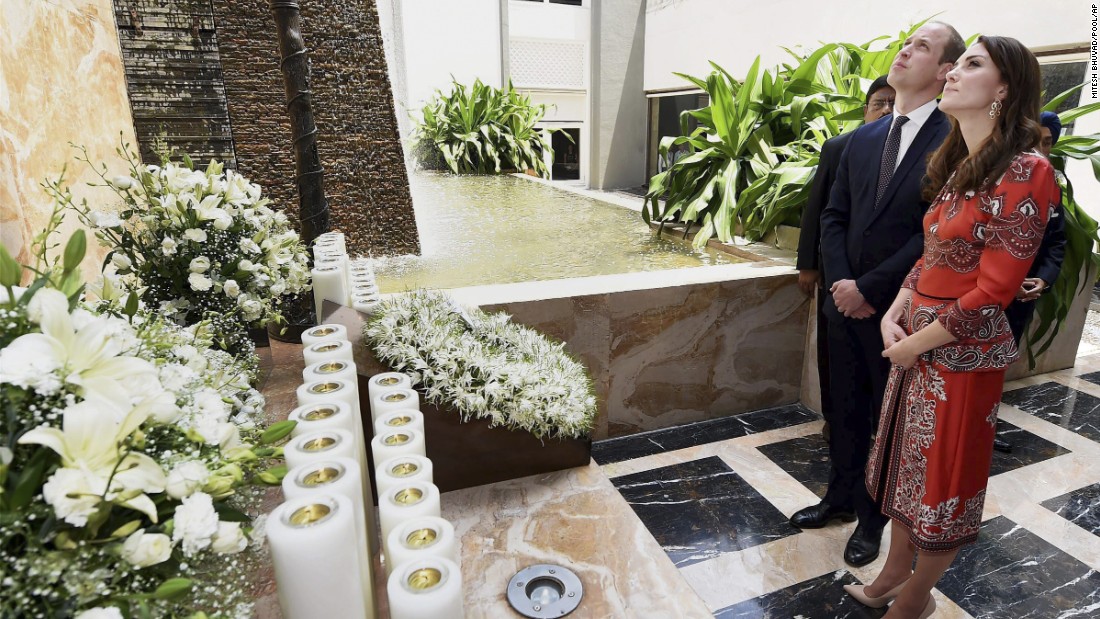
xmin=301 ymin=466 xmax=343 ymax=487
xmin=406 ymin=567 xmax=442 ymax=591
xmin=302 ymin=436 xmax=338 ymax=451
xmin=309 ymin=382 xmax=342 ymax=394
xmin=386 ymin=415 xmax=412 ymax=427
xmin=311 ymin=342 xmax=342 ymax=353
xmin=394 ymin=487 xmax=424 ymax=505
xmin=376 ymin=376 xmax=401 ymax=386
xmin=405 ymin=527 xmax=439 ymax=548
xmin=390 ymin=462 xmax=419 ymax=477
xmin=383 ymin=433 xmax=411 ymax=446
xmin=308 ymin=327 xmax=337 ymax=337
xmin=383 ymin=392 xmax=408 ymax=403
xmin=303 ymin=406 xmax=337 ymax=421
xmin=317 ymin=362 xmax=346 ymax=374
xmin=287 ymin=502 xmax=334 ymax=527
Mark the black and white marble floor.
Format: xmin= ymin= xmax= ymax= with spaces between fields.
xmin=591 ymin=356 xmax=1100 ymax=619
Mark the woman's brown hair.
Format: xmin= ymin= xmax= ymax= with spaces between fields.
xmin=923 ymin=35 xmax=1043 ymax=201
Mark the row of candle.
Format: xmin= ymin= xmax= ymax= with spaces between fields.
xmin=267 ymin=322 xmax=464 ymax=619
xmin=310 ymin=231 xmax=382 ymax=320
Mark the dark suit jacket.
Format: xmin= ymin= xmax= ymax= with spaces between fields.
xmin=820 ymin=108 xmax=951 ymax=317
xmin=797 ymin=131 xmax=855 ymax=271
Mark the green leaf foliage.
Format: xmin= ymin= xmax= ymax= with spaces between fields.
xmin=409 ymin=79 xmax=563 ymax=178
xmin=644 ymin=27 xmax=911 ymax=243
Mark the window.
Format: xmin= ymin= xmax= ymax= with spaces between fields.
xmin=1039 ymin=56 xmax=1088 ymax=135
xmin=646 ymin=92 xmax=709 ymax=181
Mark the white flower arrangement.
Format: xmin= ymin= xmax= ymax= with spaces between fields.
xmin=61 ymin=145 xmax=311 ymax=353
xmin=364 ymin=290 xmax=597 ymax=440
xmin=0 ymin=223 xmax=296 ymax=618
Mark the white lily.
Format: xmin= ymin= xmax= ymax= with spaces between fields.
xmin=2 ymin=289 xmax=159 ymax=404
xmin=19 ymin=396 xmax=167 ymax=522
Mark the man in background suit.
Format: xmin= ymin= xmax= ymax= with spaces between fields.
xmin=797 ymin=75 xmax=896 ymax=441
xmin=789 ymin=21 xmax=967 ymax=568
xmin=1006 ymin=110 xmax=1067 ymax=343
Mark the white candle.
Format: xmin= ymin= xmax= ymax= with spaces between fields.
xmin=387 ymin=556 xmax=463 ymax=619
xmin=353 ymin=299 xmax=381 ymax=316
xmin=284 ymin=429 xmax=357 ymax=470
xmin=368 ymin=372 xmax=412 ymax=403
xmin=374 ymin=409 xmax=425 ymax=437
xmin=375 ymin=455 xmax=434 ymax=497
xmin=370 ymin=429 xmax=426 ymax=471
xmin=288 ymin=401 xmax=369 ymax=486
xmin=282 ymin=458 xmax=375 ymax=613
xmin=302 ymin=359 xmax=358 ymax=387
xmin=301 ymin=324 xmax=348 ymax=347
xmin=350 ymin=289 xmax=381 ymax=302
xmin=378 ymin=481 xmax=441 ymax=545
xmin=348 ymin=276 xmax=377 ymax=289
xmin=385 ymin=517 xmax=459 ymax=576
xmin=297 ymin=379 xmax=359 ymax=415
xmin=268 ymin=494 xmax=372 ymax=619
xmin=311 ymin=265 xmax=348 ymax=320
xmin=302 ymin=340 xmax=355 ymax=366
xmin=370 ymin=389 xmax=420 ymax=424
xmin=349 ymin=282 xmax=379 ymax=296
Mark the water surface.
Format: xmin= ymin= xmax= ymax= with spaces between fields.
xmin=373 ymin=173 xmax=739 ymax=292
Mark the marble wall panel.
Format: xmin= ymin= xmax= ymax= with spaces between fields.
xmin=483 ymin=271 xmax=808 ymax=439
xmin=0 ymin=0 xmax=138 ymax=278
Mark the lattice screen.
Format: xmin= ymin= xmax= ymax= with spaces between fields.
xmin=509 ymin=39 xmax=585 ymax=88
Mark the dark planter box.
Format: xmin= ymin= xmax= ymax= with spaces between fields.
xmin=321 ymin=302 xmax=593 ymax=496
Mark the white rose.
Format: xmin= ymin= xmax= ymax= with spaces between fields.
xmin=121 ymin=530 xmax=173 ymax=568
xmin=42 ymin=468 xmax=102 ymax=526
xmin=75 ymin=607 xmax=124 ymax=619
xmin=184 ymin=228 xmax=208 ymax=243
xmin=110 ymin=253 xmax=132 ymax=272
xmin=172 ymin=492 xmax=219 ymax=556
xmin=239 ymin=238 xmax=261 ymax=254
xmin=223 ymin=279 xmax=240 ymax=298
xmin=237 ymin=259 xmax=256 ymax=272
xmin=189 ymin=256 xmax=211 ymax=273
xmin=238 ymin=297 xmax=262 ymax=321
xmin=160 ymin=236 xmax=177 ymax=256
xmin=166 ymin=460 xmax=210 ymax=499
xmin=90 ymin=211 xmax=123 ymax=228
xmin=188 ymin=272 xmax=213 ymax=292
xmin=211 ymin=521 xmax=248 ymax=554
xmin=215 ymin=422 xmax=241 ymax=451
xmin=108 ymin=175 xmax=134 ymax=190
xmin=213 ymin=212 xmax=233 ymax=231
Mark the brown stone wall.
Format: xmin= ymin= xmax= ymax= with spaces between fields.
xmin=211 ymin=0 xmax=418 ymax=257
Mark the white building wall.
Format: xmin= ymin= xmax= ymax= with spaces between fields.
xmin=394 ymin=0 xmax=503 ymax=116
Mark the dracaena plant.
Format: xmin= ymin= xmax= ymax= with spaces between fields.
xmin=410 ymin=79 xmax=563 ymax=178
xmin=644 ymin=21 xmax=940 ymax=246
xmin=1023 ymin=86 xmax=1100 ymax=367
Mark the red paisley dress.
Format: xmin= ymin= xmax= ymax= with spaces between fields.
xmin=866 ymin=152 xmax=1058 ymax=552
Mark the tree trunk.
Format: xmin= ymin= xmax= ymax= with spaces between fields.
xmin=270 ymin=0 xmax=328 ymax=244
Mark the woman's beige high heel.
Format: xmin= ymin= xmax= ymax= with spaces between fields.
xmin=917 ymin=594 xmax=937 ymax=618
xmin=842 ymin=580 xmax=909 ymax=608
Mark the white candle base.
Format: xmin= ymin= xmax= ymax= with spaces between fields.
xmin=302 ymin=340 xmax=355 ymax=365
xmin=374 ymin=409 xmax=425 ymax=437
xmin=367 ymin=372 xmax=412 ymax=404
xmin=378 ymin=481 xmax=441 ymax=545
xmin=284 ymin=429 xmax=358 ymax=470
xmin=370 ymin=389 xmax=420 ymax=424
xmin=268 ymin=494 xmax=373 ymax=619
xmin=303 ymin=359 xmax=358 ymax=387
xmin=300 ymin=324 xmax=348 ymax=347
xmin=370 ymin=429 xmax=426 ymax=471
xmin=385 ymin=516 xmax=458 ymax=576
xmin=375 ymin=455 xmax=434 ymax=497
xmin=387 ymin=556 xmax=464 ymax=619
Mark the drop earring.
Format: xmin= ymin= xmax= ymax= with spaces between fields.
xmin=989 ymin=100 xmax=1002 ymax=119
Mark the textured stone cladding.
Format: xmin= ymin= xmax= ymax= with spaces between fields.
xmin=210 ymin=0 xmax=418 ymax=257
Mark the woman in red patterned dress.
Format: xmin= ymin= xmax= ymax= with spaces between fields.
xmin=843 ymin=36 xmax=1059 ymax=618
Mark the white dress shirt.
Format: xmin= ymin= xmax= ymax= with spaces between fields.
xmin=890 ymin=98 xmax=939 ymax=171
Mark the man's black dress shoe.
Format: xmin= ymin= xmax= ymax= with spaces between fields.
xmin=844 ymin=524 xmax=883 ymax=567
xmin=789 ymin=502 xmax=857 ymax=529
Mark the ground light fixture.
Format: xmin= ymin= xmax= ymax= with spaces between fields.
xmin=507 ymin=564 xmax=583 ymax=618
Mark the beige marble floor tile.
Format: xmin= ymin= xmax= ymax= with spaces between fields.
xmin=440 ymin=461 xmax=714 ymax=619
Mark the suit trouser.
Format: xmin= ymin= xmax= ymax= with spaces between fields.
xmin=823 ymin=309 xmax=890 ymax=531
xmin=815 ymin=286 xmax=833 ymax=421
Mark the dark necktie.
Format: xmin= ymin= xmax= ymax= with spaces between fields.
xmin=875 ymin=115 xmax=910 ymax=207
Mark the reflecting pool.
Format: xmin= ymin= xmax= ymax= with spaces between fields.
xmin=373 ymin=173 xmax=740 ymax=292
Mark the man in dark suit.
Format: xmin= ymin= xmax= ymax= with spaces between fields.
xmin=797 ymin=75 xmax=896 ymax=441
xmin=789 ymin=21 xmax=967 ymax=567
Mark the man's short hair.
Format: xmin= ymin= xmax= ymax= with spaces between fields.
xmin=929 ymin=20 xmax=967 ymax=65
xmin=865 ymin=76 xmax=892 ymax=105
